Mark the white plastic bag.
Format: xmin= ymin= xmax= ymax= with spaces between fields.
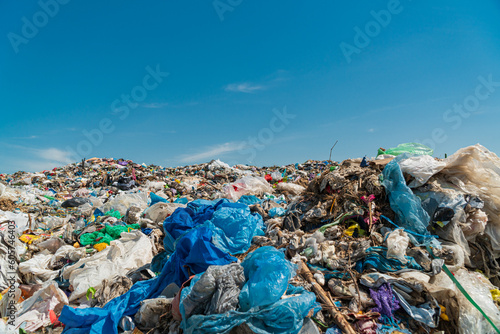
xmin=62 ymin=231 xmax=153 ymax=302
xmin=99 ymin=192 xmax=148 ymax=216
xmin=386 ymin=228 xmax=409 ymax=264
xmin=276 ymin=182 xmax=305 ymax=196
xmin=16 ymin=281 xmax=68 ymax=332
xmin=224 ymin=176 xmax=273 ymax=201
xmin=398 ymin=155 xmax=447 ymax=188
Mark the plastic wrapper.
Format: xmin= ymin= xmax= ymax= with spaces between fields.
xmin=398 ymin=155 xmax=447 ymax=187
xmin=455 ymin=269 xmax=500 ymax=334
xmin=276 ymin=182 xmax=305 ymax=195
xmin=15 ymin=281 xmax=68 ymax=332
xmin=224 ymin=176 xmax=273 ymax=201
xmin=382 ymin=155 xmax=438 ymax=247
xmin=134 ymin=297 xmax=173 ymax=330
xmin=377 ymin=142 xmax=433 ymax=157
xmin=239 ymin=246 xmax=297 ymax=311
xmin=386 ymin=228 xmax=410 ymax=264
xmin=62 ymin=230 xmax=153 ymax=302
xmin=99 ymin=192 xmax=148 ymax=216
xmin=181 ymin=263 xmax=245 ymax=318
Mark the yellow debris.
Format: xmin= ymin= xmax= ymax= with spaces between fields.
xmin=19 ymin=234 xmax=41 ymax=244
xmin=93 ymin=242 xmax=108 ymax=252
xmin=440 ymin=305 xmax=449 ymax=321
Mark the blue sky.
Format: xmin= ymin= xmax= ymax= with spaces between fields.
xmin=1 ymin=1 xmax=499 ymax=173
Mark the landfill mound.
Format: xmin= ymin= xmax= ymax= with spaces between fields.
xmin=2 ymin=143 xmax=500 ymax=333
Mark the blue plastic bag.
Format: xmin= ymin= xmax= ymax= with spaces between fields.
xmin=268 ymin=207 xmax=286 ymax=218
xmin=382 ymin=155 xmax=438 ymax=247
xmin=209 ymin=202 xmax=264 ymax=255
xmin=238 ymin=195 xmax=262 ymax=206
xmin=149 ymin=192 xmax=168 ymax=206
xmin=239 ymin=246 xmax=297 ymax=311
xmin=174 ymin=197 xmax=189 ymax=204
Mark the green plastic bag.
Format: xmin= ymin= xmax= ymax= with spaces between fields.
xmin=79 ymin=224 xmax=140 ymax=246
xmin=377 ymin=143 xmax=433 ymax=157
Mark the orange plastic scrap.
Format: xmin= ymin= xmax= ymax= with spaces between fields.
xmin=93 ymin=242 xmax=108 ymax=252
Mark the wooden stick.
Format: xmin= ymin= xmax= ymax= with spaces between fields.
xmin=299 ymin=261 xmax=356 ymax=334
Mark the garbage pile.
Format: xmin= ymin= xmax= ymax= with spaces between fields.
xmin=2 ymin=143 xmax=500 ymax=333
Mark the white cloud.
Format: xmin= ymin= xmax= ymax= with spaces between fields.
xmin=35 ymin=148 xmax=74 ymax=164
xmin=368 ymin=128 xmax=375 ymax=133
xmin=225 ymin=82 xmax=264 ymax=93
xmin=142 ymin=102 xmax=169 ymax=108
xmin=179 ymin=141 xmax=244 ymax=163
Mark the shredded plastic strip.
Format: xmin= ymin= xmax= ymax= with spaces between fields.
xmin=426 ymin=246 xmax=500 ymax=334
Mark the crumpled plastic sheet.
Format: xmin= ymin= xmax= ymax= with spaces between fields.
xmin=382 ymin=154 xmax=439 ymax=247
xmin=239 ymin=246 xmax=297 ymax=312
xmin=224 ymin=176 xmax=273 ymax=201
xmin=361 ymin=247 xmax=423 ymax=272
xmin=454 ymin=269 xmax=500 ymax=334
xmin=163 ymin=199 xmax=264 ymax=257
xmin=393 ymin=290 xmax=440 ymax=328
xmin=98 ymin=192 xmax=148 ymax=216
xmin=398 ymin=155 xmax=447 ymax=188
xmin=209 ymin=202 xmax=265 ymax=255
xmin=15 ymin=281 xmax=68 ymax=332
xmin=181 ymin=263 xmax=245 ymax=318
xmin=62 ymin=230 xmax=153 ymax=302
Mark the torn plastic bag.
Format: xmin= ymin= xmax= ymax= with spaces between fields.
xmin=362 ymin=247 xmax=423 ymax=272
xmin=134 ymin=297 xmax=173 ymax=330
xmin=59 ymin=225 xmax=236 ymax=334
xmin=15 ymin=281 xmax=68 ymax=332
xmin=394 ymin=290 xmax=440 ymax=328
xmin=99 ymin=192 xmax=148 ymax=216
xmin=181 ymin=263 xmax=245 ymax=318
xmin=237 ymin=195 xmax=262 ymax=206
xmin=454 ymin=269 xmax=500 ymax=334
xmin=239 ymin=246 xmax=297 ymax=311
xmin=19 ymin=252 xmax=59 ymax=284
xmin=269 ymin=207 xmax=286 ymax=218
xmin=144 ymin=202 xmax=185 ymax=224
xmin=377 ymin=142 xmax=433 ymax=157
xmin=163 ymin=199 xmax=226 ymax=254
xmin=276 ymin=182 xmax=305 ymax=196
xmin=149 ymin=191 xmax=168 ymax=206
xmin=209 ymin=202 xmax=264 ymax=255
xmin=418 ymin=145 xmax=500 ymax=254
xmin=224 ymin=176 xmax=273 ymax=201
xmin=62 ymin=230 xmax=153 ymax=302
xmin=0 ymin=209 xmax=29 ymax=235
xmin=416 ymin=190 xmax=471 ymax=263
xmin=360 ymin=272 xmax=440 ymax=327
xmin=180 ymin=279 xmax=319 ymax=334
xmin=382 ymin=155 xmax=439 ymax=247
xmin=385 ymin=228 xmax=409 ymax=264
xmin=163 ymin=199 xmax=263 ymax=257
xmin=398 ymin=155 xmax=447 ymax=187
